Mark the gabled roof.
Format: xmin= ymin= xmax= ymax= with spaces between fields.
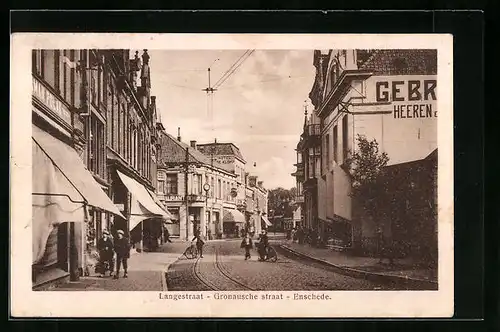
xmin=359 ymin=49 xmax=437 ymax=76
xmin=157 ymin=131 xmax=234 ymax=174
xmin=196 ymin=143 xmax=246 ymax=163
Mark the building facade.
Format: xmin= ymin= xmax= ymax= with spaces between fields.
xmin=156 ymin=132 xmax=245 ymax=240
xmin=31 ymin=49 xmax=168 ymax=289
xmin=196 ymin=143 xmax=269 ymax=236
xmin=301 ymin=49 xmax=437 ymax=256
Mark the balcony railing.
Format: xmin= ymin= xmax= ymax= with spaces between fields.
xmin=295 ymin=195 xmax=305 ymax=203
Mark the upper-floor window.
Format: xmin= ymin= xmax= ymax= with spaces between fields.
xmin=166 ymin=174 xmax=178 ymax=195
xmin=157 ymin=173 xmax=166 ymax=194
xmin=89 ymin=50 xmax=98 ymax=106
xmin=342 ymin=115 xmax=349 ymax=162
xmin=218 ymin=179 xmax=222 ymax=199
xmin=333 ymin=125 xmax=338 ymax=163
xmin=297 ymin=151 xmax=303 ymax=164
xmin=323 ymin=134 xmax=330 ymax=174
xmin=89 ymin=114 xmax=105 ymax=178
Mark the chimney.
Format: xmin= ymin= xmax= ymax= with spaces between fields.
xmin=190 ymin=140 xmax=197 ymax=149
xmin=177 ymin=127 xmax=181 ymax=142
xmin=257 ymin=181 xmax=263 ymax=188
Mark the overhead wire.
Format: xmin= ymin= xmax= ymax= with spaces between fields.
xmin=212 ymin=50 xmax=255 ymax=89
xmin=211 ymin=50 xmax=251 ymax=88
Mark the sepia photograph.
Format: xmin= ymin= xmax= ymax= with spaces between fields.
xmin=11 ymin=34 xmax=453 ymax=317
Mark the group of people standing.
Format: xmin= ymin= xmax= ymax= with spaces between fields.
xmin=289 ymin=226 xmax=319 ymax=246
xmin=96 ymin=229 xmax=131 ymax=279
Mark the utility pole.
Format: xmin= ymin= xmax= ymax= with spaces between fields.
xmin=185 ymin=147 xmax=189 ymax=241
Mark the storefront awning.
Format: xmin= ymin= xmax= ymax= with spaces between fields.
xmin=32 ymin=140 xmax=86 ymax=264
xmin=261 ymin=215 xmax=272 ymax=226
xmin=32 ymin=125 xmax=124 ymax=218
xmin=223 ymin=209 xmax=246 ymax=224
xmin=117 ymin=170 xmax=170 ymax=218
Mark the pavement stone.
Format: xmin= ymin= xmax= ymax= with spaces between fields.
xmin=166 ymin=240 xmax=394 ymax=291
xmin=281 ymin=241 xmax=438 ymax=288
xmin=49 ymin=242 xmax=187 ymax=292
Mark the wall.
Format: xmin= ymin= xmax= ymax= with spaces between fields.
xmin=354 ymin=74 xmax=438 ymax=165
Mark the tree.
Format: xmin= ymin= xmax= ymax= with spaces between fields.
xmin=346 ymin=135 xmax=390 ymax=255
xmin=267 ymin=187 xmax=295 ymax=218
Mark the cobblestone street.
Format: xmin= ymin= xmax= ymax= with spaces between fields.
xmin=166 ymin=238 xmax=397 ymax=291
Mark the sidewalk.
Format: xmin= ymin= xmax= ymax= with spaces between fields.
xmin=49 ymin=242 xmax=186 ymax=291
xmin=280 ymin=241 xmax=438 ymax=289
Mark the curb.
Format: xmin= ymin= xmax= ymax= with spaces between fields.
xmin=161 ymin=267 xmax=168 ymax=291
xmin=278 ymin=245 xmax=438 ymax=290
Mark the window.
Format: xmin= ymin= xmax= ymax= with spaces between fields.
xmin=166 ymin=174 xmax=178 ymax=195
xmin=326 ymin=134 xmax=330 ymax=171
xmin=32 ymin=50 xmax=42 ymax=76
xmin=42 ymin=50 xmax=56 ymax=90
xmin=218 ymin=179 xmax=222 ymax=199
xmin=112 ymin=86 xmax=118 ymax=151
xmin=99 ymin=56 xmax=105 ymax=106
xmin=211 ymin=177 xmax=215 ymax=198
xmin=157 ymin=178 xmax=165 ymax=194
xmin=342 ymin=115 xmax=349 ymax=162
xmin=89 ymin=115 xmax=105 ymax=177
xmin=197 ymin=174 xmax=202 ymax=194
xmin=62 ymin=50 xmax=73 ymax=106
xmin=90 ymin=51 xmax=98 ymax=105
xmin=106 ymin=79 xmax=113 ymax=145
xmin=333 ymin=125 xmax=338 ymax=163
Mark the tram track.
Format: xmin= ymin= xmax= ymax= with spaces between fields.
xmin=191 ymin=246 xmax=256 ymax=291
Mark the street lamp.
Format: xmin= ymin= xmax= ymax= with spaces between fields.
xmin=203 ymin=183 xmax=211 ymax=238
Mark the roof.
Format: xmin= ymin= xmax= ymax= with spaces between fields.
xmin=157 ymin=131 xmax=234 ymax=174
xmin=359 ymin=49 xmax=437 ymax=76
xmin=196 ymin=143 xmax=246 ymax=163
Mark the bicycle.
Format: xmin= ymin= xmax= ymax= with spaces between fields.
xmin=183 ymin=242 xmax=198 ymax=259
xmin=256 ymin=242 xmax=278 ymax=262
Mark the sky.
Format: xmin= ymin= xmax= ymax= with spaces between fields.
xmin=143 ymin=49 xmax=316 ymax=190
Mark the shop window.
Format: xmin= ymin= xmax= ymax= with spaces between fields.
xmin=166 ymin=174 xmax=178 ymax=195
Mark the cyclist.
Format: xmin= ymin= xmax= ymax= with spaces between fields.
xmin=257 ymin=230 xmax=269 ymax=261
xmin=192 ymin=230 xmax=205 ymax=258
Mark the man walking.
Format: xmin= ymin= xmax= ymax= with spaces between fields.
xmin=240 ymin=232 xmax=253 ymax=260
xmin=113 ymin=230 xmax=130 ymax=279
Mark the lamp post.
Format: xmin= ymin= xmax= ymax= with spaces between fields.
xmin=203 ymin=183 xmax=211 ymax=239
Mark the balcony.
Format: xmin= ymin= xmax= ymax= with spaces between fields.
xmin=303 ymin=124 xmax=321 ymax=147
xmin=305 ymin=124 xmax=321 ymax=137
xmin=295 ymin=195 xmax=305 ymax=203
